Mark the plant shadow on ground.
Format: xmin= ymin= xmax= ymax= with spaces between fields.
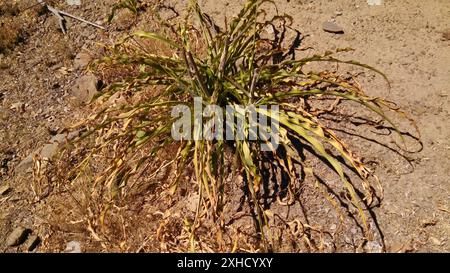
xmin=229 ymin=16 xmax=421 ymax=251
xmin=241 ymin=112 xmax=420 ymax=252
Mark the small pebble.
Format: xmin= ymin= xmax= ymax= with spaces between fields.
xmin=442 ymin=30 xmax=450 ymax=41
xmin=322 ymin=21 xmax=344 ymax=34
xmin=0 ymin=184 xmax=11 ymax=195
xmin=367 ymin=0 xmax=382 ymax=6
xmin=73 ymin=52 xmax=92 ymax=70
xmin=366 ymin=241 xmax=383 ymax=253
xmin=66 ymin=0 xmax=81 ymax=6
xmin=430 ymin=237 xmax=443 ymax=246
xmin=10 ymin=102 xmax=25 ymax=112
xmin=6 ymin=227 xmax=30 ymax=247
xmin=65 ymin=241 xmax=82 ymax=253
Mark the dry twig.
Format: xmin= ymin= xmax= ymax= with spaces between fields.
xmin=37 ymin=0 xmax=105 ymax=34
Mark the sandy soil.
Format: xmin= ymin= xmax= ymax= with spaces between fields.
xmin=0 ymin=0 xmax=449 ymax=252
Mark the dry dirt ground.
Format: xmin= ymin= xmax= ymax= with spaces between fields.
xmin=0 ymin=0 xmax=449 ymax=252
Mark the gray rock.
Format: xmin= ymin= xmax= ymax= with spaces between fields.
xmin=70 ymin=74 xmax=100 ymax=104
xmin=65 ymin=241 xmax=82 ymax=253
xmin=443 ymin=30 xmax=450 ymax=41
xmin=367 ymin=0 xmax=382 ymax=6
xmin=187 ymin=193 xmax=200 ymax=212
xmin=73 ymin=52 xmax=92 ymax=70
xmin=25 ymin=234 xmax=41 ymax=251
xmin=6 ymin=227 xmax=30 ymax=247
xmin=66 ymin=0 xmax=81 ymax=5
xmin=15 ymin=131 xmax=82 ymax=174
xmin=105 ymin=92 xmax=127 ymax=107
xmin=15 ymin=156 xmax=33 ymax=174
xmin=322 ymin=21 xmax=344 ymax=34
xmin=366 ymin=241 xmax=383 ymax=253
xmin=0 ymin=184 xmax=11 ymax=195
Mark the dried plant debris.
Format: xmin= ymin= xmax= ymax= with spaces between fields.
xmin=44 ymin=0 xmax=419 ymax=252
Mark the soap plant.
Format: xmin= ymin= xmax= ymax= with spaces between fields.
xmin=63 ymin=0 xmax=411 ymax=251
